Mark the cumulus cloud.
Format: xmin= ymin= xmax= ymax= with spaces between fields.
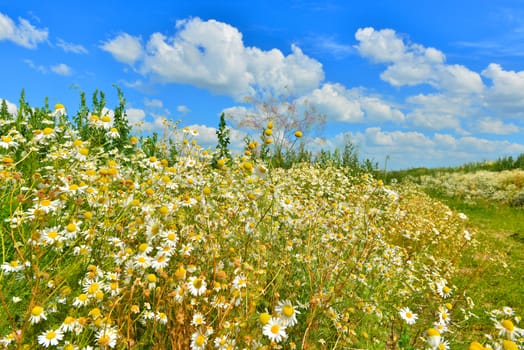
xmin=343 ymin=128 xmax=524 ymax=169
xmin=103 ymin=18 xmax=324 ymax=100
xmin=475 ymin=117 xmax=520 ymax=135
xmin=56 ymin=38 xmax=88 ymax=54
xmin=0 ymin=12 xmax=48 ymax=49
xmin=100 ymin=33 xmax=144 ymax=65
xmin=355 ymin=27 xmax=483 ymax=94
xmin=299 ymin=83 xmax=404 ymax=123
xmin=51 ymin=63 xmax=72 ymax=76
xmin=144 ymin=98 xmax=163 ymax=108
xmin=481 ymin=63 xmax=524 ymax=115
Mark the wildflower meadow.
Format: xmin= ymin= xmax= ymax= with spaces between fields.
xmin=0 ymin=90 xmax=522 ymax=349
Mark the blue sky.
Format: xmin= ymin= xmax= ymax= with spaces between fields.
xmin=2 ymin=1 xmax=524 ymax=169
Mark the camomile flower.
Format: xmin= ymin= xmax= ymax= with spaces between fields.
xmin=100 ymin=115 xmax=113 ymax=130
xmin=214 ymin=335 xmax=235 ymax=350
xmin=95 ymin=326 xmax=118 ymax=348
xmin=191 ymin=312 xmax=206 ymax=327
xmin=0 ymin=135 xmax=18 ymax=149
xmin=438 ymin=308 xmax=451 ymax=324
xmin=30 ymin=305 xmax=47 ymax=324
xmin=151 ymin=253 xmax=170 ymax=270
xmin=72 ymin=293 xmax=90 ymax=308
xmin=232 ymin=274 xmax=247 ymax=290
xmin=502 ymin=340 xmax=519 ymax=350
xmin=275 ymin=299 xmax=300 ymax=326
xmin=436 ymin=281 xmax=453 ymax=298
xmin=1 ymin=260 xmax=24 ymax=274
xmin=188 ymin=276 xmax=207 ymax=296
xmin=107 ymin=128 xmax=120 ymax=139
xmin=426 ymin=328 xmax=441 ymax=349
xmin=60 ymin=316 xmax=78 ymax=333
xmin=433 ymin=321 xmax=449 ymax=334
xmin=156 ymin=312 xmax=168 ymax=325
xmin=399 ymin=307 xmax=418 ymax=325
xmin=38 ymin=328 xmax=63 ymax=347
xmin=495 ymin=319 xmax=524 ymax=340
xmin=190 ymin=331 xmax=208 ymax=350
xmin=53 ymin=103 xmax=66 ymax=118
xmin=263 ymin=317 xmax=287 ymax=343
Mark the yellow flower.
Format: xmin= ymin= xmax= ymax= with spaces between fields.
xmin=468 ymin=341 xmax=485 ymax=350
xmin=502 ymin=340 xmax=518 ymax=350
xmin=259 ymin=312 xmax=271 ymax=325
xmin=294 ymin=130 xmax=303 ymax=138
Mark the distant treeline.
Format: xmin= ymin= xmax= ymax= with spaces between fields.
xmin=386 ymin=154 xmax=524 ymax=183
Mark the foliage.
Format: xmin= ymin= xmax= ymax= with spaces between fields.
xmin=212 ymin=113 xmax=232 ymax=168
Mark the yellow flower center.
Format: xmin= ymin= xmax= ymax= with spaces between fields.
xmin=78 ymin=293 xmax=88 ymax=302
xmin=101 ymin=115 xmax=111 ymax=122
xmin=45 ymin=331 xmax=56 ymax=340
xmin=147 ymin=274 xmax=157 ymax=283
xmin=406 ymin=312 xmax=412 ymax=318
xmin=270 ymin=324 xmax=280 ymax=334
xmin=427 ymin=328 xmax=440 ymax=336
xmin=139 ymin=243 xmax=149 ymax=252
xmin=66 ymin=223 xmax=77 ymax=232
xmin=195 ymin=335 xmax=205 ymax=346
xmin=175 ymin=267 xmax=186 ymax=279
xmin=98 ymin=335 xmax=111 ymax=346
xmin=43 ymin=128 xmax=53 ymax=135
xmin=501 ymin=319 xmax=515 ymax=332
xmin=503 ymin=340 xmax=518 ymax=350
xmin=79 ymin=148 xmax=89 ymax=156
xmin=2 ymin=135 xmax=12 ymax=142
xmin=443 ymin=286 xmax=450 ymax=294
xmin=282 ymin=305 xmax=294 ymax=317
xmin=31 ymin=306 xmax=43 ymax=316
xmin=193 ymin=278 xmax=202 ymax=289
xmin=48 ymin=231 xmax=58 ymax=239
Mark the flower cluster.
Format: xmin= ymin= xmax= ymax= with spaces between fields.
xmin=0 ymin=98 xmax=520 ymax=349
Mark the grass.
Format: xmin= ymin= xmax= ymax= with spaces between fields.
xmin=422 ymin=189 xmax=524 ymax=334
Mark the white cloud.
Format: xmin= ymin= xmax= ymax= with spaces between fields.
xmin=105 ymin=18 xmax=324 ymax=100
xmin=475 ymin=117 xmax=520 ymax=135
xmin=125 ymin=108 xmax=146 ymax=127
xmin=177 ymin=105 xmax=190 ymax=113
xmin=354 ymin=27 xmax=407 ymax=63
xmin=339 ymin=128 xmax=524 ymax=169
xmin=185 ymin=123 xmax=246 ymax=152
xmin=405 ymin=93 xmax=482 ymax=132
xmin=56 ymin=38 xmax=88 ymax=54
xmin=100 ymin=33 xmax=143 ymax=65
xmin=355 ymin=27 xmax=483 ymax=94
xmin=144 ymin=98 xmax=163 ymax=108
xmin=24 ymin=59 xmax=46 ymax=73
xmin=0 ymin=12 xmax=48 ymax=49
xmin=301 ymin=83 xmax=363 ymax=122
xmin=481 ymin=63 xmax=524 ymax=115
xmin=50 ymin=63 xmax=72 ymax=76
xmin=300 ymin=83 xmax=404 ymax=123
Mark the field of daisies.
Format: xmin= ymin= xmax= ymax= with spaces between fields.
xmin=0 ymin=92 xmax=522 ymax=349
